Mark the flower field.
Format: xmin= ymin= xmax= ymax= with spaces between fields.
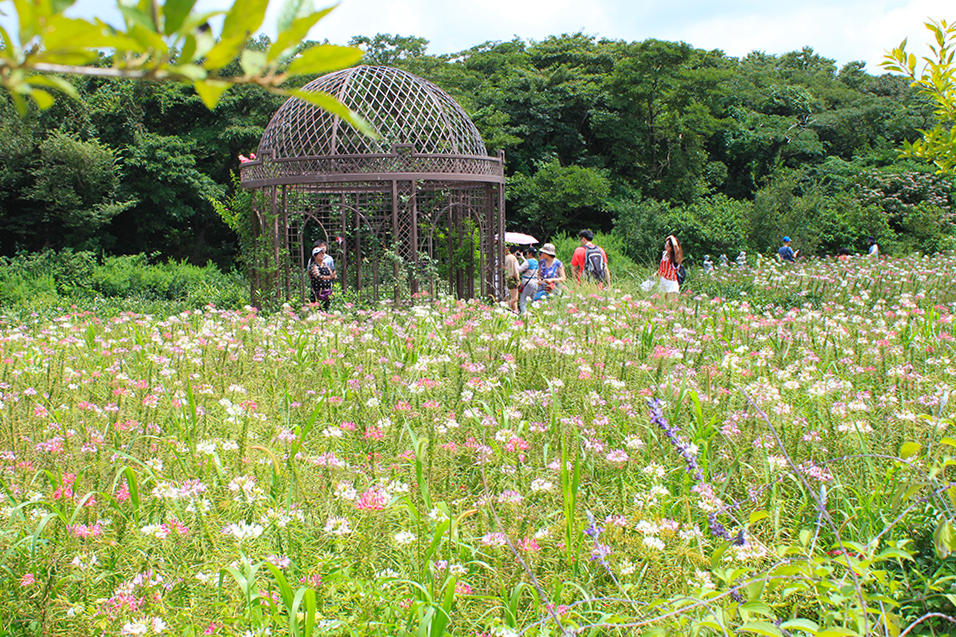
xmin=1 ymin=255 xmax=954 ymax=636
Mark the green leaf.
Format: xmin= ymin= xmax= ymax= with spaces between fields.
xmin=202 ymin=34 xmax=246 ymax=68
xmin=710 ymin=541 xmax=730 ymax=568
xmin=741 ymin=602 xmax=776 ymax=619
xmin=289 ymin=88 xmax=377 ymax=138
xmin=264 ymin=563 xmax=294 ymax=609
xmin=780 ymin=618 xmax=820 ymax=635
xmin=30 ymin=87 xmax=54 ymax=109
xmin=816 ymin=628 xmax=860 ymax=637
xmin=739 ymin=621 xmax=785 ymax=637
xmin=0 ymin=23 xmax=13 ymax=54
xmin=240 ymin=49 xmax=268 ymax=76
xmin=286 ymin=43 xmax=364 ymax=76
xmin=9 ymin=92 xmax=28 ymax=117
xmin=697 ymin=619 xmax=726 ymax=633
xmin=12 ymin=0 xmax=37 ymax=43
xmin=163 ymin=0 xmax=198 ymax=35
xmin=124 ymin=467 xmax=141 ymax=522
xmin=119 ymin=5 xmax=158 ymax=33
xmin=749 ymin=510 xmax=770 ymax=525
xmin=875 ymin=547 xmax=913 ymax=561
xmin=429 ymin=578 xmax=455 ymax=637
xmin=125 ymin=22 xmax=168 ymax=56
xmin=799 ymin=529 xmax=812 ymax=547
xmin=268 ymin=7 xmax=334 ymax=61
xmin=935 ymin=520 xmax=956 ymax=558
xmin=179 ymin=26 xmax=216 ymax=63
xmin=28 ymin=75 xmax=80 ymax=100
xmin=170 ymin=63 xmax=206 ymax=81
xmin=179 ymin=34 xmax=198 ymax=62
xmin=50 ymin=0 xmax=74 ymax=14
xmin=303 ymin=588 xmax=317 ymax=637
xmin=178 ymin=10 xmax=223 ymax=33
xmin=221 ymin=0 xmax=269 ymax=40
xmin=899 ymin=441 xmax=921 ymax=460
xmin=193 ymin=80 xmax=230 ymax=108
xmin=37 ymin=16 xmax=109 ymax=53
xmin=276 ymin=0 xmax=317 ymax=32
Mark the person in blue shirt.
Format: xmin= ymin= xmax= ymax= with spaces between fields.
xmin=533 ymin=243 xmax=566 ymax=302
xmin=517 ymin=247 xmax=539 ymax=313
xmin=777 ymin=237 xmax=798 ymax=263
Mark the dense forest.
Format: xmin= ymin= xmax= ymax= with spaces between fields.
xmin=1 ymin=32 xmax=953 ymax=267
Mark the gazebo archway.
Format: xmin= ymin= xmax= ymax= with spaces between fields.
xmin=239 ymin=65 xmax=506 ymax=306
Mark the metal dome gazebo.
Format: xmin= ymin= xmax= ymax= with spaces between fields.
xmin=239 ymin=65 xmax=506 ymax=305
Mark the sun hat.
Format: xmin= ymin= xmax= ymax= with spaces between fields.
xmin=540 ymin=243 xmax=557 ymax=256
xmin=312 ymin=247 xmax=324 ymax=256
xmin=782 ymin=236 xmax=791 ymax=243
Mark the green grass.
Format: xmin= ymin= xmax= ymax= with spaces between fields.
xmin=0 ymin=253 xmax=953 ymax=635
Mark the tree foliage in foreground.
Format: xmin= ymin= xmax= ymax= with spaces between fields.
xmin=883 ymin=20 xmax=956 ymax=174
xmin=0 ymin=0 xmax=370 ymax=129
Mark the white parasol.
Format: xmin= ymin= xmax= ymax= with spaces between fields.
xmin=499 ymin=232 xmax=539 ymax=245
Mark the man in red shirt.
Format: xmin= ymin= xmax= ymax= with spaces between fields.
xmin=570 ymin=230 xmax=610 ymax=289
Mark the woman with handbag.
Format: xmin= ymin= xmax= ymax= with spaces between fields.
xmin=657 ymin=235 xmax=683 ymax=304
xmin=533 ymin=243 xmax=566 ymax=302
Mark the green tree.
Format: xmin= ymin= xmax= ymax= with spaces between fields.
xmin=348 ymin=34 xmax=430 ymax=66
xmin=115 ymin=131 xmax=226 ymax=258
xmin=592 ymin=39 xmax=731 ymax=202
xmin=509 ymin=157 xmax=610 ymax=233
xmin=0 ymin=124 xmax=133 ymax=251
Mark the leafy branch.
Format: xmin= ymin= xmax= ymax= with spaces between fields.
xmin=881 ymin=19 xmax=956 ymax=173
xmin=0 ymin=0 xmax=375 ymax=137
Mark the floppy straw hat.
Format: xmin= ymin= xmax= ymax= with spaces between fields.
xmin=540 ymin=243 xmax=556 ymax=256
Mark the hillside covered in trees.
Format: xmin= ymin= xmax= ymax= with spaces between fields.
xmin=1 ymin=33 xmax=952 ymax=266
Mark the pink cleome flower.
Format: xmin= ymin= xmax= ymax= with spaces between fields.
xmin=517 ymin=538 xmax=540 ymax=552
xmin=355 ymin=488 xmax=388 ymax=510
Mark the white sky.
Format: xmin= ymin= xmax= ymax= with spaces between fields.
xmin=44 ymin=0 xmax=956 ymax=72
xmin=314 ymin=0 xmax=952 ymax=72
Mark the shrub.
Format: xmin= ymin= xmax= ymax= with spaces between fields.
xmin=548 ymin=231 xmax=645 ymax=282
xmin=612 ymin=193 xmax=752 ymax=266
xmin=0 ymin=251 xmax=249 ymax=313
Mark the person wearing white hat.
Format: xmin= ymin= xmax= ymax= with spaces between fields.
xmin=308 ymin=241 xmax=336 ymax=310
xmin=533 ymin=243 xmax=566 ymax=302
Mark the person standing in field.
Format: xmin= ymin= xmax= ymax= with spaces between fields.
xmin=867 ymin=237 xmax=879 ymax=259
xmin=308 ymin=242 xmax=336 ymax=310
xmin=570 ymin=230 xmax=610 ymax=289
xmin=657 ymin=235 xmax=683 ymax=304
xmin=777 ymin=236 xmax=798 ymax=263
xmin=504 ymin=245 xmax=521 ymax=312
xmin=534 ymin=243 xmax=567 ymax=302
xmin=517 ymin=247 xmax=539 ymax=313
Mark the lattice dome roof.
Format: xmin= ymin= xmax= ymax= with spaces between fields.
xmin=257 ymin=65 xmax=488 ymax=160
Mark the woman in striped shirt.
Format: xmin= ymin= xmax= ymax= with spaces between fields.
xmin=657 ymin=235 xmax=683 ymax=303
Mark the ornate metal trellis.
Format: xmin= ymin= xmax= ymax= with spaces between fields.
xmin=239 ymin=65 xmax=505 ymax=306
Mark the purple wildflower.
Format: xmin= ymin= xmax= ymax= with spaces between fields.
xmin=648 ymin=399 xmax=735 ymax=543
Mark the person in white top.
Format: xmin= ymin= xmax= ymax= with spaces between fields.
xmin=867 ymin=237 xmax=879 ymax=259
